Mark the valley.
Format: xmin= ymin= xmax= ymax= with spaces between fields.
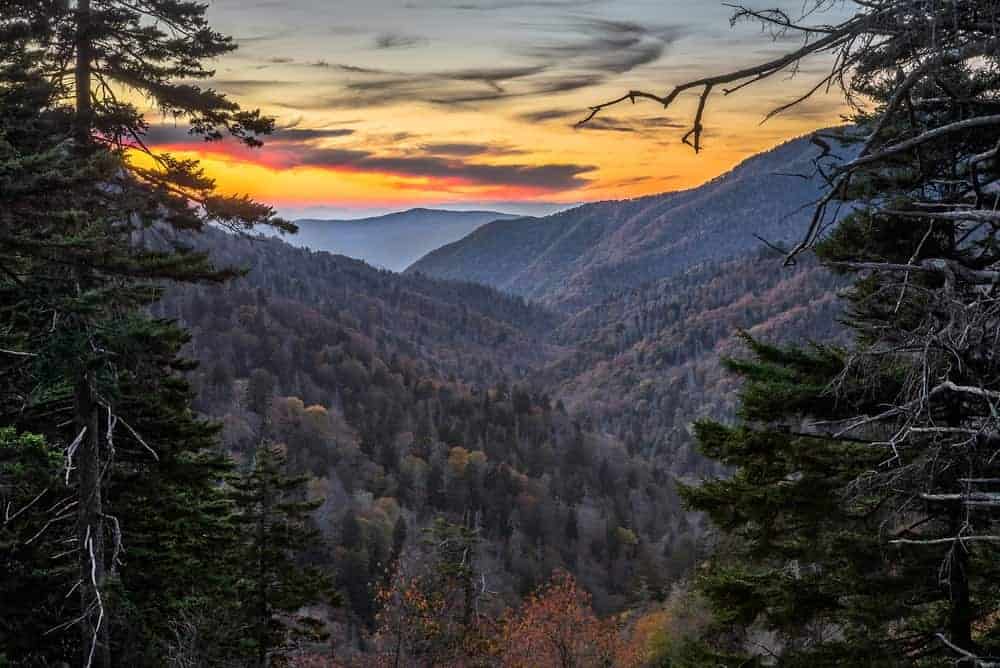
xmin=159 ymin=133 xmax=849 ymax=654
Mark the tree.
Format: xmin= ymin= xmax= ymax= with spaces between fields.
xmin=373 ymin=518 xmax=492 ymax=666
xmin=0 ymin=428 xmax=72 ymax=664
xmin=587 ymin=2 xmax=1000 ymax=662
xmin=680 ymin=340 xmax=943 ymax=665
xmin=1 ymin=0 xmax=289 ymax=662
xmin=230 ymin=443 xmax=333 ymax=668
xmin=499 ymin=571 xmax=636 ymax=668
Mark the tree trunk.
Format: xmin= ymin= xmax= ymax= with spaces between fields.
xmin=76 ymin=371 xmax=110 ymax=668
xmin=947 ymin=510 xmax=974 ymax=653
xmin=74 ymin=0 xmax=93 ymax=144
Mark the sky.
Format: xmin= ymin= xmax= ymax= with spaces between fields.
xmin=148 ymin=0 xmax=855 ymax=219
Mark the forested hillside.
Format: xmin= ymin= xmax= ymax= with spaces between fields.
xmin=408 ymin=133 xmax=853 ymax=312
xmin=547 ymin=252 xmax=846 ymax=469
xmin=157 ymin=230 xmax=701 ymax=653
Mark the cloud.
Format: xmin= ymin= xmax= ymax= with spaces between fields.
xmin=516 ymin=108 xmax=578 ymax=123
xmin=279 ymin=143 xmax=596 ymax=189
xmin=148 ymin=128 xmax=596 ymax=191
xmin=406 ymin=0 xmax=606 ymax=10
xmin=576 ymin=115 xmax=686 ymax=133
xmin=374 ymin=32 xmax=427 ymax=49
xmin=421 ymin=142 xmax=525 ymax=156
xmin=275 ymin=127 xmax=356 ymax=140
xmin=143 ymin=121 xmax=356 ymax=145
xmin=518 ymin=19 xmax=685 ymax=75
xmin=320 ymin=18 xmax=686 ymax=111
xmin=516 ymin=108 xmax=685 ymax=133
xmin=326 ymin=64 xmax=552 ymax=107
xmin=207 ymin=78 xmax=294 ymax=95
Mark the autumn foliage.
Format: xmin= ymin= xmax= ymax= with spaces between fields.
xmin=499 ymin=571 xmax=639 ymax=668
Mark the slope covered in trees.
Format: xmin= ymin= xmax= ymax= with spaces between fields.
xmin=408 ymin=133 xmax=853 ymax=312
xmin=157 ymin=231 xmax=700 ymax=653
xmin=547 ymin=251 xmax=846 ymax=468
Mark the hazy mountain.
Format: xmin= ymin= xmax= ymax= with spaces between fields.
xmin=281 ymin=208 xmax=521 ymax=272
xmin=407 ymin=133 xmax=853 ymax=312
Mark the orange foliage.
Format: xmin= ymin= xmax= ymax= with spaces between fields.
xmin=499 ymin=571 xmax=640 ymax=668
xmin=369 ymin=566 xmax=497 ymax=667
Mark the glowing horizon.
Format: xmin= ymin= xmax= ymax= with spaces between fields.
xmin=149 ymin=0 xmax=853 ymax=218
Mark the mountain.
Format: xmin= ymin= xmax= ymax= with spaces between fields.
xmin=282 ymin=208 xmax=521 ymax=272
xmin=544 ymin=251 xmax=846 ymax=465
xmin=407 ymin=133 xmax=853 ymax=311
xmin=152 ymin=134 xmax=854 ymax=655
xmin=158 ymin=229 xmax=694 ymax=635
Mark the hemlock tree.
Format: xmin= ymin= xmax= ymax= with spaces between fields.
xmin=0 ymin=428 xmax=72 ymax=664
xmin=583 ymin=0 xmax=1000 ymax=663
xmin=0 ymin=0 xmax=291 ymax=664
xmin=230 ymin=442 xmax=333 ymax=668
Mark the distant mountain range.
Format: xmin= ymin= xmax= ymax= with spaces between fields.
xmin=407 ymin=133 xmax=853 ymax=312
xmin=281 ymin=208 xmax=520 ymax=272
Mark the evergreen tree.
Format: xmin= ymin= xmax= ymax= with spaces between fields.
xmin=0 ymin=428 xmax=73 ymax=664
xmin=230 ymin=443 xmax=333 ymax=667
xmin=0 ymin=0 xmax=289 ymax=662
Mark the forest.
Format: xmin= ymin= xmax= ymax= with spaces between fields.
xmin=5 ymin=0 xmax=1000 ymax=667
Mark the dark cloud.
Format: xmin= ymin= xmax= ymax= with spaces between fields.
xmin=576 ymin=117 xmax=639 ymax=133
xmin=421 ymin=142 xmax=525 ymax=156
xmin=144 ymin=121 xmax=355 ymax=145
xmin=208 ymin=79 xmax=293 ymax=95
xmin=322 ymin=18 xmax=686 ymax=110
xmin=576 ymin=115 xmax=686 ymax=133
xmin=233 ymin=31 xmax=292 ymax=46
xmin=288 ymin=146 xmax=595 ymax=189
xmin=145 ymin=121 xmax=594 ymax=190
xmin=406 ymin=0 xmax=606 ymax=10
xmin=143 ymin=124 xmax=201 ymax=145
xmin=374 ymin=32 xmax=427 ymax=49
xmin=275 ymin=127 xmax=356 ymax=140
xmin=517 ymin=108 xmax=577 ymax=123
xmin=327 ymin=64 xmax=551 ymax=107
xmin=319 ymin=62 xmax=388 ymax=74
xmin=325 ymin=65 xmax=606 ymax=108
xmin=517 ymin=108 xmax=685 ymax=133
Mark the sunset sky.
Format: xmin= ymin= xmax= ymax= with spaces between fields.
xmin=151 ymin=0 xmax=854 ymax=218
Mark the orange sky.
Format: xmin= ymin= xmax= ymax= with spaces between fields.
xmin=146 ymin=0 xmax=853 ymax=218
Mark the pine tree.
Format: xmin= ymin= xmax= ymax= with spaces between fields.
xmin=1 ymin=0 xmax=289 ymax=662
xmin=0 ymin=428 xmax=73 ymax=664
xmin=679 ymin=340 xmax=917 ymax=665
xmin=230 ymin=443 xmax=333 ymax=667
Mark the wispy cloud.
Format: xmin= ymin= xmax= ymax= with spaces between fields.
xmin=516 ymin=108 xmax=684 ymax=134
xmin=321 ymin=18 xmax=684 ymax=109
xmin=374 ymin=32 xmax=427 ymax=48
xmin=519 ymin=18 xmax=684 ymax=75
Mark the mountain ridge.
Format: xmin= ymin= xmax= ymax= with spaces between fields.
xmin=407 ymin=131 xmax=853 ymax=312
xmin=283 ymin=207 xmax=522 ymax=272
